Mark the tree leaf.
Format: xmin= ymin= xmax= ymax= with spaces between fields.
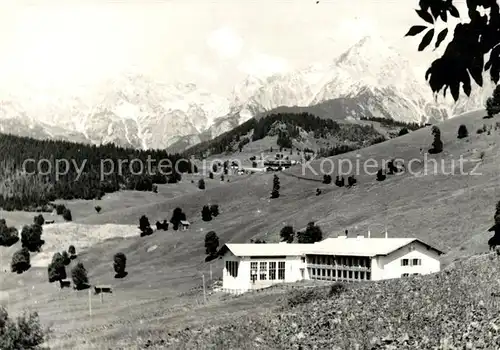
xmin=449 ymin=5 xmax=459 ymax=18
xmin=491 ymin=63 xmax=500 ymax=84
xmin=434 ymin=28 xmax=448 ymax=49
xmin=430 ymin=6 xmax=441 ymax=21
xmin=470 ymin=55 xmax=484 ymax=86
xmin=419 ymin=28 xmax=435 ymax=51
xmin=419 ymin=0 xmax=431 ymax=12
xmin=416 ymin=9 xmax=435 ymax=24
xmin=485 ymin=46 xmax=500 ymax=71
xmin=405 ymin=25 xmax=428 ymax=37
xmin=439 ymin=10 xmax=448 ymax=22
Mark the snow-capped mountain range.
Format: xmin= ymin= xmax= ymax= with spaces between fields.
xmin=0 ymin=36 xmax=493 ymax=151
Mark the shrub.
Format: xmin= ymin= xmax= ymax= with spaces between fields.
xmin=198 ymin=179 xmax=206 ymax=190
xmin=204 ymin=231 xmax=219 ymax=256
xmin=20 ymin=224 xmax=44 ymax=252
xmin=429 ymin=126 xmax=443 ymax=154
xmin=316 ymin=188 xmax=322 ymax=196
xmin=270 ymin=175 xmax=280 ymax=199
xmin=11 ymin=248 xmax=30 ymax=274
xmin=170 ymin=207 xmax=187 ymax=230
xmin=398 ymin=128 xmax=409 ymax=136
xmin=297 ymin=222 xmax=323 ymax=243
xmin=376 ymin=169 xmax=386 ymax=181
xmin=280 ymin=226 xmax=294 ymax=243
xmin=61 ymin=251 xmax=71 ymax=265
xmin=210 ymin=204 xmax=219 ymax=217
xmin=48 ymin=252 xmax=67 ymax=283
xmin=162 ymin=220 xmax=169 ymax=230
xmin=322 ymin=175 xmax=332 ymax=184
xmin=113 ymin=252 xmax=127 ymax=278
xmin=0 ymin=307 xmax=47 ymax=349
xmin=138 ymin=215 xmax=153 ymax=237
xmin=55 ymin=204 xmax=66 ymax=215
xmin=68 ymin=245 xmax=77 ymax=258
xmin=62 ymin=208 xmax=72 ymax=222
xmin=486 ymin=84 xmax=500 ymax=117
xmin=201 ymin=205 xmax=212 ymax=222
xmin=71 ymin=262 xmax=89 ymax=290
xmin=33 ymin=214 xmax=45 ymax=226
xmin=457 ymin=124 xmax=469 ymax=139
xmin=0 ymin=220 xmax=19 ymax=247
xmin=167 ymin=171 xmax=182 ymax=184
xmin=335 ymin=176 xmax=345 ymax=187
xmin=209 ymin=172 xmax=214 ymax=179
xmin=347 ymin=175 xmax=357 ymax=187
xmin=386 ymin=159 xmax=400 ymax=175
xmin=95 ymin=206 xmax=101 ymax=214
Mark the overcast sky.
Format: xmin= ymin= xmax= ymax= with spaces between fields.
xmin=0 ymin=0 xmax=466 ymax=96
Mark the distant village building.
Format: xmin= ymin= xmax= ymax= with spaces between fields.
xmin=242 ymin=167 xmax=267 ymax=173
xmin=180 ymin=220 xmax=190 ymax=231
xmin=263 ymin=160 xmax=292 ymax=169
xmin=219 ymin=232 xmax=443 ymax=294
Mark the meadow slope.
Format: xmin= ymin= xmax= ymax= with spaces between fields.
xmin=1 ymin=109 xmax=499 ymax=348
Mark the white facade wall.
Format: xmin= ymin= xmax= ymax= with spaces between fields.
xmin=221 ymin=251 xmax=243 ymax=291
xmin=222 ymin=254 xmax=306 ymax=292
xmin=371 ymin=241 xmax=441 ymax=280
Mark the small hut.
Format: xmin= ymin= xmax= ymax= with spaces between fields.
xmin=180 ymin=220 xmax=190 ymax=231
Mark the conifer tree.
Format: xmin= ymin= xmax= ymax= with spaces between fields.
xmin=201 ymin=205 xmax=212 ymax=222
xmin=429 ymin=126 xmax=443 ymax=154
xmin=457 ymin=125 xmax=469 ymax=139
xmin=486 ymin=85 xmax=500 ymax=118
xmin=270 ymin=175 xmax=280 ymax=198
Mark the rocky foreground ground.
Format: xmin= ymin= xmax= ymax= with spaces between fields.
xmin=139 ymin=253 xmax=500 ymax=349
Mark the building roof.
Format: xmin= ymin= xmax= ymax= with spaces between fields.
xmin=222 ymin=237 xmax=443 ymax=258
xmin=180 ymin=221 xmax=190 ymax=225
xmin=310 ymin=237 xmax=443 ymax=256
xmin=223 ymin=243 xmax=313 ymax=257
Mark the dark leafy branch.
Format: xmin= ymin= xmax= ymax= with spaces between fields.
xmin=405 ymin=0 xmax=500 ymax=101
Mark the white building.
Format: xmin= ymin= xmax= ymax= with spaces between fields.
xmin=219 ymin=232 xmax=443 ymax=294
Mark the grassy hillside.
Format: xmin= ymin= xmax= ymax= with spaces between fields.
xmin=0 ymin=108 xmax=498 ymax=348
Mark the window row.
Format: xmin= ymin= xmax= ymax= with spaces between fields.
xmin=225 ymin=261 xmax=239 ymax=278
xmin=310 ymin=268 xmax=371 ymax=281
xmin=250 ymin=261 xmax=285 ymax=282
xmin=401 ymin=258 xmax=422 ymax=267
xmin=308 ymin=255 xmax=370 ymax=268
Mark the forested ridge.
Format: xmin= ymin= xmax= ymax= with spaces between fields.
xmin=0 ymin=133 xmax=195 ymax=211
xmin=183 ymin=112 xmax=409 ymax=158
